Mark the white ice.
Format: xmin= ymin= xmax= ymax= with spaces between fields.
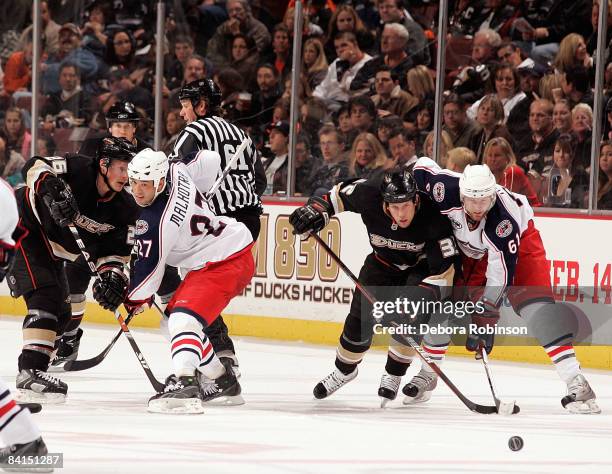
xmin=1 ymin=315 xmax=611 ymax=474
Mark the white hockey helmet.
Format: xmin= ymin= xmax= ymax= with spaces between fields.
xmin=128 ymin=148 xmax=169 ymax=205
xmin=459 ymin=164 xmax=497 ymax=200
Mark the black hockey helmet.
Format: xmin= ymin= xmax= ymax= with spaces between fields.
xmin=96 ymin=136 xmax=137 ymax=167
xmin=178 ymin=78 xmax=222 ymax=113
xmin=380 ymin=168 xmax=417 ymax=203
xmin=106 ymin=101 xmax=140 ymax=124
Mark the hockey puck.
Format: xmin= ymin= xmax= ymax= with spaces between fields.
xmin=508 ymin=436 xmax=524 ymax=451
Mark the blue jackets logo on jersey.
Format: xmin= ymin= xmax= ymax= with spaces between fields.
xmin=135 ymin=219 xmax=149 ymax=235
xmin=433 ymin=182 xmax=445 ymax=202
xmin=495 ymin=219 xmax=513 ymax=238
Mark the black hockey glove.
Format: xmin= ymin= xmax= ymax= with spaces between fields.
xmin=39 ymin=176 xmax=79 ymax=228
xmin=289 ymin=197 xmax=332 ymax=236
xmin=466 ymin=301 xmax=499 ymax=355
xmin=93 ymin=263 xmax=129 ymax=312
xmin=0 ymin=242 xmax=16 ymax=282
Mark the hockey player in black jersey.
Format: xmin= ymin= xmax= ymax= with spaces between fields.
xmin=163 ymin=78 xmax=266 ymax=376
xmin=7 ymin=137 xmax=139 ymax=403
xmin=290 ymin=169 xmax=459 ymax=405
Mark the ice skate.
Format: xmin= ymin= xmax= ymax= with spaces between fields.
xmin=49 ymin=329 xmax=83 ymax=372
xmin=402 ymin=368 xmax=437 ymax=405
xmin=378 ymin=372 xmax=401 ymax=408
xmin=0 ymin=437 xmax=53 ymax=473
xmin=217 ymin=350 xmax=241 ymax=378
xmin=15 ymin=370 xmax=67 ymax=404
xmin=148 ymin=375 xmax=204 ymax=414
xmin=198 ymin=360 xmax=244 ymax=406
xmin=561 ymin=374 xmax=601 ymax=414
xmin=313 ymin=367 xmax=358 ymax=399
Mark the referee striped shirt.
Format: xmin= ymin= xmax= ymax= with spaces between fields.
xmin=169 ymin=116 xmax=261 ymax=215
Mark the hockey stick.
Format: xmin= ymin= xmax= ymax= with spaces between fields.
xmin=312 ymin=233 xmax=501 ymax=415
xmin=205 ymin=138 xmax=249 ymax=201
xmin=63 ymin=310 xmax=137 ymax=371
xmin=67 ymin=223 xmax=165 ymax=392
xmin=478 ymin=348 xmax=519 ymax=415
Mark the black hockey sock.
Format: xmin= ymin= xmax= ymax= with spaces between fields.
xmin=334 ymin=357 xmax=358 ymax=375
xmin=385 ymin=355 xmax=410 ymax=377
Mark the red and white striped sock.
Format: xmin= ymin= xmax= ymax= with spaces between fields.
xmin=0 ymin=379 xmax=40 ymax=445
xmin=543 ymin=335 xmax=581 ymax=384
xmin=421 ymin=342 xmax=448 ymax=373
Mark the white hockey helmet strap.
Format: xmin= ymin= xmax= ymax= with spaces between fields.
xmin=128 ymin=148 xmax=169 ymax=205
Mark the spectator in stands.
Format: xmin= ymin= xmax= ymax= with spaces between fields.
xmin=348 ymin=95 xmax=377 ymax=140
xmin=406 ymin=65 xmax=435 ymax=103
xmin=2 ymin=30 xmax=32 ymax=97
xmin=164 ymin=35 xmax=195 ymax=91
xmin=309 ymin=124 xmax=350 ymax=196
xmin=294 ymin=134 xmax=321 ymax=195
xmin=79 ymin=0 xmax=109 ymax=59
xmin=299 ymin=97 xmax=329 ymax=153
xmin=348 ymin=132 xmax=388 ymax=178
xmin=2 ymin=108 xmax=30 ymax=161
xmin=324 ymin=4 xmax=375 ymax=61
xmin=496 ymin=42 xmax=523 ymax=68
xmin=443 ymin=94 xmax=480 ymax=149
xmin=250 ymin=63 xmax=283 ymax=128
xmin=41 ymin=1 xmax=61 ymax=56
xmin=104 ymin=28 xmax=150 ymax=86
xmin=216 ymin=68 xmax=247 ymax=122
xmin=586 ymin=0 xmax=612 ymax=60
xmin=351 ymin=23 xmax=414 ymax=93
xmin=263 ymin=120 xmax=289 ymax=195
xmin=553 ymin=99 xmax=573 ymax=135
xmin=375 ymin=0 xmax=430 ymax=66
xmin=101 ymin=67 xmax=154 ymax=119
xmin=229 ymin=34 xmax=259 ymax=89
xmin=263 ymin=24 xmax=292 ymax=80
xmin=333 ymin=104 xmax=353 ymax=152
xmin=207 ymin=0 xmax=271 ymax=70
xmin=0 ymin=131 xmax=25 ymax=187
xmin=467 ymin=65 xmax=525 ymax=122
xmin=597 ymin=141 xmax=612 ymax=209
xmin=448 ymin=0 xmax=487 ymax=37
xmin=412 ymin=100 xmax=434 ymax=154
xmin=387 ymin=127 xmax=418 ymax=169
xmin=484 ymin=136 xmax=540 ymax=206
xmin=36 ymin=134 xmax=56 ymax=157
xmin=542 ymin=133 xmax=589 ymax=208
xmin=372 ymin=66 xmax=418 ymax=120
xmin=41 ymin=62 xmax=93 ymax=130
xmin=571 ymin=103 xmax=593 ymax=170
xmin=469 ymin=94 xmax=513 ymax=163
xmin=507 ymin=58 xmax=547 ymax=143
xmin=516 ymin=99 xmax=559 ymax=175
xmin=301 ymin=38 xmax=328 ymax=97
xmin=538 ymin=73 xmax=563 ymax=102
xmin=375 ymin=115 xmax=403 ymax=153
xmin=423 ymin=129 xmax=454 ymax=167
xmin=313 ymin=31 xmax=372 ymax=111
xmin=283 ymin=6 xmax=324 ymax=42
xmin=168 ymin=54 xmax=208 ymax=108
xmin=553 ymin=33 xmax=592 ymax=74
xmin=560 ymin=66 xmax=594 ymax=109
xmin=160 ymin=108 xmax=184 ymax=155
xmin=446 ymin=146 xmax=477 ymax=173
xmin=42 ymin=22 xmax=98 ymax=94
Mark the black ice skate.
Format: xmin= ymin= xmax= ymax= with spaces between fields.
xmin=148 ymin=375 xmax=204 ymax=414
xmin=378 ymin=372 xmax=401 ymax=408
xmin=0 ymin=437 xmax=53 ymax=473
xmin=15 ymin=370 xmax=67 ymax=404
xmin=561 ymin=374 xmax=601 ymax=414
xmin=217 ymin=350 xmax=241 ymax=378
xmin=49 ymin=329 xmax=83 ymax=372
xmin=402 ymin=368 xmax=437 ymax=405
xmin=198 ymin=360 xmax=244 ymax=406
xmin=313 ymin=367 xmax=358 ymax=399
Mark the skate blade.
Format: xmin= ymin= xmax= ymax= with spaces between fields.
xmin=380 ymin=397 xmax=392 ymax=408
xmin=403 ymin=391 xmax=432 ymax=405
xmin=497 ymin=401 xmax=516 ymax=416
xmin=202 ymin=394 xmax=245 ymax=406
xmin=15 ymin=390 xmax=66 ymax=404
xmin=566 ymin=399 xmax=602 ymax=414
xmin=147 ymin=398 xmax=204 ymax=414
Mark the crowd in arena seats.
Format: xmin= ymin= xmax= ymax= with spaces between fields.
xmin=1 ymin=0 xmax=612 ymax=210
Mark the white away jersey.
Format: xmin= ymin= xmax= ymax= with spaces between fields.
xmin=128 ymin=163 xmax=253 ymax=302
xmin=412 ymin=158 xmax=535 ymax=305
xmin=0 ymin=178 xmax=18 ymax=245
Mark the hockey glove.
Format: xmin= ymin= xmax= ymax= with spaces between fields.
xmin=40 ymin=176 xmax=79 ymax=227
xmin=465 ymin=301 xmax=499 ymax=355
xmin=0 ymin=241 xmax=16 ymax=282
xmin=289 ymin=197 xmax=331 ymax=236
xmin=93 ymin=263 xmax=129 ymax=312
xmin=123 ymin=296 xmax=153 ymax=315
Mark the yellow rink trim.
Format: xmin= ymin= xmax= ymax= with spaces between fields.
xmin=1 ymin=296 xmax=610 ymax=370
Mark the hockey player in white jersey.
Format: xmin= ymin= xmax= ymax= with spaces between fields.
xmin=122 ymin=149 xmax=255 ymax=414
xmin=0 ymin=179 xmax=52 ymax=471
xmin=409 ymin=157 xmax=599 ymax=413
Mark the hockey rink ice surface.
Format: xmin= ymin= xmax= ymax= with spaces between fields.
xmin=1 ymin=317 xmax=611 ymax=474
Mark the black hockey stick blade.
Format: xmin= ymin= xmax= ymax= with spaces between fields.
xmin=311 ymin=233 xmax=499 ymax=415
xmin=18 ymin=403 xmax=42 ymax=414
